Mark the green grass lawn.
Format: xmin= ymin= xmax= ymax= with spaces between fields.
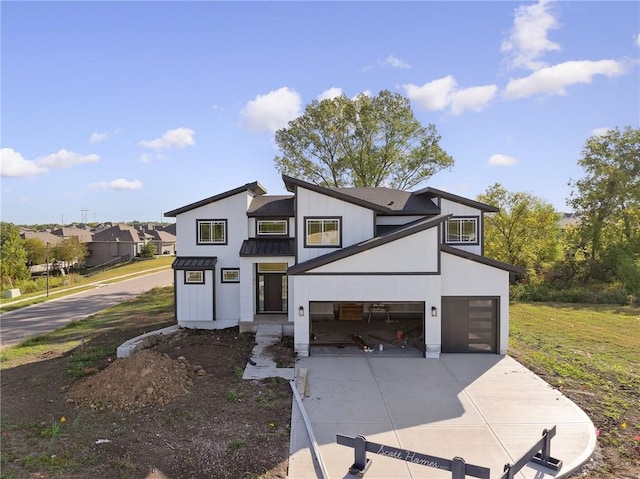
xmin=0 ymin=256 xmax=174 ymax=312
xmin=509 ymin=302 xmax=640 ymax=475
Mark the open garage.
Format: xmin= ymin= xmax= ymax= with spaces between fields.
xmin=309 ymin=301 xmax=425 ymax=356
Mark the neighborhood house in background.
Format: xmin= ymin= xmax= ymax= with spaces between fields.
xmin=165 ymin=175 xmax=525 ymax=358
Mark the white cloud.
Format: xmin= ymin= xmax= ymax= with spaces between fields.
xmin=380 ymin=54 xmax=412 ymax=69
xmin=404 ymin=76 xmax=456 ymax=111
xmin=504 ymin=59 xmax=626 ymax=99
xmin=404 ymin=76 xmax=497 ymax=115
xmin=89 ymin=132 xmax=108 ymax=144
xmin=591 ymin=127 xmax=612 ymax=137
xmin=488 ymin=154 xmax=518 ymax=167
xmin=37 ymin=149 xmax=99 ymax=169
xmin=317 ymin=87 xmax=343 ymax=101
xmin=88 ymin=128 xmax=120 ymax=144
xmin=90 ymin=178 xmax=143 ymax=190
xmin=636 ymin=33 xmax=640 ymax=48
xmin=240 ymin=87 xmax=302 ymax=133
xmin=502 ymin=0 xmax=561 ymax=71
xmin=139 ymin=153 xmax=153 ymax=163
xmin=0 ymin=148 xmax=48 ymax=178
xmin=139 ymin=127 xmax=196 ymax=149
xmin=450 ymin=85 xmax=498 ymax=115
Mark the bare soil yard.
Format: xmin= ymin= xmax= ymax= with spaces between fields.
xmin=1 ymin=301 xmax=293 ymax=479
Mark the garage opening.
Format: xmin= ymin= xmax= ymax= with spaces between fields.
xmin=309 ymin=301 xmax=425 ymax=357
xmin=441 ymin=297 xmax=498 ymax=353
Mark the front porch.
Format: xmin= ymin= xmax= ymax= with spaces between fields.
xmin=239 ymin=313 xmax=293 ymax=336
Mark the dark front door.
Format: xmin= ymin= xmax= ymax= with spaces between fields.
xmin=441 ymin=297 xmax=498 ymax=353
xmin=258 ymin=274 xmax=287 ymax=313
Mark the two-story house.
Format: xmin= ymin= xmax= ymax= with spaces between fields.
xmin=165 ymin=175 xmax=524 ymax=359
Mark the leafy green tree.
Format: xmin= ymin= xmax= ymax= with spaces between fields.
xmin=568 ymin=126 xmax=640 ymax=284
xmin=478 ymin=184 xmax=560 ymax=279
xmin=0 ymin=222 xmax=29 ymax=288
xmin=139 ymin=242 xmax=157 ymax=258
xmin=23 ymin=237 xmax=47 ymax=265
xmin=274 ymin=90 xmax=454 ymax=190
xmin=51 ymin=237 xmax=87 ymax=269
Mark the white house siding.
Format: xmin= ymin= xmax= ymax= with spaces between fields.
xmin=439 ymin=198 xmax=483 ymax=255
xmin=239 ymin=256 xmax=295 ymax=322
xmin=296 ymin=187 xmax=375 ymax=263
xmin=175 ymin=269 xmax=214 ymax=326
xmin=292 ymin=274 xmax=441 ymax=357
xmin=175 ymin=191 xmax=255 ymax=323
xmin=441 ymin=252 xmax=509 ymax=354
xmin=376 ymin=215 xmax=424 ymax=225
xmin=311 ymin=228 xmax=439 ymax=274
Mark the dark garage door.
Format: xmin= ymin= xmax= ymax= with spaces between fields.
xmin=441 ymin=297 xmax=498 ymax=353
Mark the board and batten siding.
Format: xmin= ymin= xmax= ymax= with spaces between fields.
xmin=441 ymin=252 xmax=509 ymax=354
xmin=310 ymin=227 xmax=439 ymax=274
xmin=296 ymin=187 xmax=375 ymax=263
xmin=176 ymin=270 xmax=214 ymax=322
xmin=174 ymin=191 xmax=253 ymax=322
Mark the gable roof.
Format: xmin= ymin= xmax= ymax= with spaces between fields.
xmin=440 ymin=244 xmax=526 ymax=274
xmin=247 ymin=195 xmax=295 ymax=217
xmin=92 ymin=224 xmax=141 ymax=242
xmin=288 ymin=214 xmax=450 ymax=275
xmin=333 ymin=187 xmax=440 ymax=215
xmin=415 ymin=187 xmax=499 ymax=213
xmin=164 ymin=181 xmax=267 ymax=217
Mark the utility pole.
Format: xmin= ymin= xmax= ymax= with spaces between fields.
xmin=81 ymin=208 xmax=88 ymax=225
xmin=45 ymin=242 xmax=50 ymax=297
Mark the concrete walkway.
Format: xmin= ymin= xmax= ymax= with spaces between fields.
xmin=242 ymin=324 xmax=295 ymax=381
xmin=289 ymin=354 xmax=596 ymax=479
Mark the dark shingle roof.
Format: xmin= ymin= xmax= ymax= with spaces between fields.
xmin=239 ymin=239 xmax=295 ymax=257
xmin=414 ymin=187 xmax=499 ymax=213
xmin=172 ymin=257 xmax=218 ymax=270
xmin=91 ymin=224 xmax=141 ymax=242
xmin=334 ymin=187 xmax=439 ymax=215
xmin=247 ymin=196 xmax=294 ymax=217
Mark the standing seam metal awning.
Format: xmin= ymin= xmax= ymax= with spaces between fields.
xmin=171 ymin=257 xmax=218 ymax=270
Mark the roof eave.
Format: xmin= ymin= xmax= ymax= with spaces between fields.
xmin=440 ymin=244 xmax=526 ymax=274
xmin=165 ymin=181 xmax=267 ymax=217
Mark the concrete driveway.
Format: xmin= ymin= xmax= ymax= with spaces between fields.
xmin=289 ymin=354 xmax=595 ymax=479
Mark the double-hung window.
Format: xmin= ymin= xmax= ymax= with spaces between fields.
xmin=197 ymin=219 xmax=227 ymax=245
xmin=305 ymin=217 xmax=341 ymax=247
xmin=445 ymin=217 xmax=478 ymax=244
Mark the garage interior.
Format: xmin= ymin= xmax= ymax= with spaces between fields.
xmin=309 ymin=301 xmax=425 ymax=357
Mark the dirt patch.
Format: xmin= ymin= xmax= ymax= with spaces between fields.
xmin=266 ymin=335 xmax=296 ymax=368
xmin=1 ymin=326 xmax=293 ymax=479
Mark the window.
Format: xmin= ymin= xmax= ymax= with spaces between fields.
xmin=185 ymin=271 xmax=204 ymax=284
xmin=221 ymin=268 xmax=240 ymax=283
xmin=305 ymin=217 xmax=341 ymax=247
xmin=257 ymin=219 xmax=288 ymax=236
xmin=445 ymin=217 xmax=478 ymax=244
xmin=257 ymin=262 xmax=288 ymax=273
xmin=197 ymin=219 xmax=227 ymax=245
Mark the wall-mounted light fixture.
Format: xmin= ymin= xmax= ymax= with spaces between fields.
xmin=431 ymin=306 xmax=438 ymax=317
xmin=298 ymin=306 xmax=304 ymax=316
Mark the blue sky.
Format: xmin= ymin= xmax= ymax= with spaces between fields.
xmin=1 ymin=1 xmax=639 ymax=225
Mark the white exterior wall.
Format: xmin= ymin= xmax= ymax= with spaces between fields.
xmin=441 ymin=253 xmax=510 ymax=354
xmin=296 ymin=187 xmax=375 ymax=263
xmin=439 ymin=198 xmax=483 ymax=255
xmin=292 ymin=274 xmax=441 ymax=357
xmin=312 ymin=228 xmax=439 ymax=274
xmin=175 ymin=269 xmax=214 ymax=325
xmin=174 ymin=191 xmax=254 ymax=323
xmin=376 ymin=215 xmax=424 ymax=225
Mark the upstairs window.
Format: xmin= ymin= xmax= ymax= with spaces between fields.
xmin=197 ymin=219 xmax=227 ymax=245
xmin=257 ymin=219 xmax=288 ymax=236
xmin=445 ymin=217 xmax=478 ymax=244
xmin=305 ymin=217 xmax=341 ymax=247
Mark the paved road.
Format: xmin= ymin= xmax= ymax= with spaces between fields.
xmin=0 ymin=269 xmax=173 ymax=347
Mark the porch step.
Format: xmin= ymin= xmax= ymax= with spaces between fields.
xmin=242 ymin=324 xmax=294 ymax=381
